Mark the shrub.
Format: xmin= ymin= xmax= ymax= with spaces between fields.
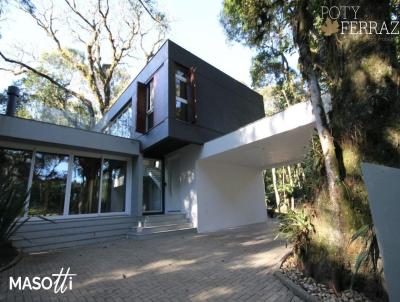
xmin=275 ymin=208 xmax=315 ymax=253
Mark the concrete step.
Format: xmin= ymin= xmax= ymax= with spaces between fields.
xmin=131 ymin=222 xmax=193 ymax=234
xmin=128 ymin=217 xmax=195 ymax=239
xmin=138 ymin=214 xmax=187 ymax=225
xmin=127 ymin=227 xmax=196 ymax=240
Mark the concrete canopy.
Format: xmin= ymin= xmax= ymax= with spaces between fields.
xmin=196 ymin=102 xmax=316 ymax=233
xmin=199 ymin=101 xmax=316 ymax=169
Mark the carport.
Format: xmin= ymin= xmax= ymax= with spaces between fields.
xmin=196 ymin=101 xmax=316 ymax=233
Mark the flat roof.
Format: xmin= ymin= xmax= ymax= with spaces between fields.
xmin=199 ymin=102 xmax=316 ymax=168
xmin=0 ymin=115 xmax=140 ymax=156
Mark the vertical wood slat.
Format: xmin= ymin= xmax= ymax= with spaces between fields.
xmin=136 ymin=82 xmax=147 ymax=133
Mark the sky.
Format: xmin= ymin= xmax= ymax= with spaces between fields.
xmin=0 ymin=0 xmax=298 ymax=91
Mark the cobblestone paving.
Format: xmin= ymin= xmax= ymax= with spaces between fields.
xmin=0 ymin=220 xmax=301 ymax=301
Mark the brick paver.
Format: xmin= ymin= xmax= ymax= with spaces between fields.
xmin=0 ymin=220 xmax=301 ymax=301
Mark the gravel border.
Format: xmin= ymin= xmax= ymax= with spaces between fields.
xmin=275 ymin=271 xmax=319 ymax=302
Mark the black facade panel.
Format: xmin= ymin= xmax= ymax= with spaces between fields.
xmin=101 ymin=40 xmax=265 ymax=157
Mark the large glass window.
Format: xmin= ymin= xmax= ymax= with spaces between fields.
xmin=69 ymin=156 xmax=101 ymax=214
xmin=0 ymin=148 xmax=32 ymax=203
xmin=29 ymin=152 xmax=69 ymax=216
xmin=0 ymin=146 xmax=129 ymax=217
xmin=175 ymin=66 xmax=189 ymax=121
xmin=104 ymin=102 xmax=133 ymax=138
xmin=143 ymin=159 xmax=162 ymax=213
xmin=101 ymin=159 xmax=126 ymax=213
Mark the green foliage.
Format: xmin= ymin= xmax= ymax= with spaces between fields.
xmin=0 ymin=181 xmax=29 ymax=243
xmin=220 ymin=0 xmax=304 ymax=97
xmin=275 ymin=208 xmax=315 ymax=253
xmin=350 ymin=224 xmax=380 ymax=289
xmin=302 ymin=134 xmax=325 ymax=196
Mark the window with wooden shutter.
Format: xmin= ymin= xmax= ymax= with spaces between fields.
xmin=136 ymin=82 xmax=147 ymax=133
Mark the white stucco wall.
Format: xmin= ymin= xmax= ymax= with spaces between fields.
xmin=165 ymin=144 xmax=201 ymax=227
xmin=196 ymin=160 xmax=267 ymax=233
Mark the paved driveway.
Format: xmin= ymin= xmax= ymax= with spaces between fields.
xmin=0 ymin=220 xmax=301 ymax=302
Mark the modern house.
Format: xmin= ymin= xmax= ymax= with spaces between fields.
xmin=0 ymin=40 xmax=315 ymax=252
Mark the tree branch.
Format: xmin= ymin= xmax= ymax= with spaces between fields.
xmin=0 ymin=51 xmax=95 ymax=122
xmin=138 ymin=0 xmax=162 ymax=24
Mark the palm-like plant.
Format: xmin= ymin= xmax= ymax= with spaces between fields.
xmin=350 ymin=224 xmax=381 ymax=289
xmin=275 ymin=208 xmax=315 ymax=253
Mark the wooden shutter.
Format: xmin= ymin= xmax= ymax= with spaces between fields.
xmin=187 ymin=67 xmax=197 ymax=123
xmin=136 ymin=82 xmax=147 ymax=133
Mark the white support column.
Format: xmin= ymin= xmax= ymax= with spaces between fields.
xmin=196 ymin=160 xmax=267 ymax=233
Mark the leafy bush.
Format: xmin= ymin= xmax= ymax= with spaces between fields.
xmin=275 ymin=208 xmax=315 ymax=253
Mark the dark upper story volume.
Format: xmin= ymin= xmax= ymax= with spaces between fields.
xmin=95 ymin=40 xmax=265 ymax=157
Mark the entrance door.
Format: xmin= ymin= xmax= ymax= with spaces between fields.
xmin=143 ymin=159 xmax=163 ymax=214
xmin=166 ymin=157 xmax=181 ymax=213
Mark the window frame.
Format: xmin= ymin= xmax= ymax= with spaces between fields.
xmin=174 ymin=64 xmax=191 ymax=122
xmin=29 ymin=151 xmax=70 ymax=217
xmin=145 ymin=79 xmax=155 ymax=132
xmin=0 ymin=141 xmax=132 ymax=220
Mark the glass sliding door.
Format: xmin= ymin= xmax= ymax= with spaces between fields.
xmin=0 ymin=145 xmax=130 ymax=217
xmin=101 ymin=159 xmax=126 ymax=213
xmin=29 ymin=152 xmax=69 ymax=216
xmin=143 ymin=159 xmax=163 ymax=214
xmin=0 ymin=148 xmax=32 ymax=204
xmin=69 ymin=156 xmax=101 ymax=214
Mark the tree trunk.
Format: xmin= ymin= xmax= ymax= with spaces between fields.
xmin=287 ymin=166 xmax=295 ymax=210
xmin=272 ymin=168 xmax=280 ymax=212
xmin=282 ymin=168 xmax=287 ymax=210
xmin=293 ymin=0 xmax=348 ymax=288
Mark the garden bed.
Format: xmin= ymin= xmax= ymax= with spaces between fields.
xmin=279 ymin=253 xmax=372 ymax=302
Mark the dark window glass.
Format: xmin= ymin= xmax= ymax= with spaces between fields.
xmin=175 ymin=66 xmax=189 ymax=121
xmin=69 ymin=156 xmax=101 ymax=214
xmin=0 ymin=148 xmax=32 ymax=204
xmin=143 ymin=159 xmax=162 ymax=213
xmin=175 ymin=100 xmax=188 ymax=121
xmin=146 ymin=111 xmax=154 ymax=131
xmin=175 ymin=74 xmax=187 ymax=99
xmin=146 ymin=79 xmax=155 ymax=131
xmin=104 ymin=103 xmax=133 ymax=138
xmin=29 ymin=152 xmax=69 ymax=216
xmin=101 ymin=159 xmax=126 ymax=213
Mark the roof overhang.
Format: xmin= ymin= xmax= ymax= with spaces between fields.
xmin=0 ymin=115 xmax=140 ymax=156
xmin=199 ymin=101 xmax=316 ymax=169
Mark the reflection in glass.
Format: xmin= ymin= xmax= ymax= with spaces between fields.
xmin=175 ymin=66 xmax=189 ymax=121
xmin=0 ymin=148 xmax=32 ymax=203
xmin=175 ymin=71 xmax=187 ymax=99
xmin=101 ymin=159 xmax=126 ymax=213
xmin=105 ymin=103 xmax=133 ymax=138
xmin=143 ymin=159 xmax=162 ymax=213
xmin=175 ymin=100 xmax=188 ymax=121
xmin=69 ymin=156 xmax=101 ymax=214
xmin=29 ymin=152 xmax=69 ymax=216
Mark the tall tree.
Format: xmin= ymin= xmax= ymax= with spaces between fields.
xmin=0 ymin=0 xmax=168 ymax=126
xmin=221 ymin=0 xmax=400 ymax=292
